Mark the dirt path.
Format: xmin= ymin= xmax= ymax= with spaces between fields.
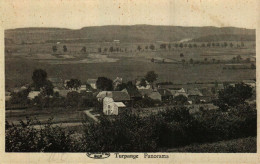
xmin=83 ymin=109 xmax=99 ymax=122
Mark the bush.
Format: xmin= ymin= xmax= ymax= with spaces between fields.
xmin=133 ymin=97 xmax=162 ymax=108
xmin=6 ymin=117 xmax=75 ymax=152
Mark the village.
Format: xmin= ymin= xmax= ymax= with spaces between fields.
xmin=5 ymin=69 xmax=256 ymax=119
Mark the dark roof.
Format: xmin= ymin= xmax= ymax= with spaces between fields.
xmin=157 ymin=89 xmax=172 ymax=96
xmin=187 ymin=88 xmax=203 ymax=96
xmin=125 ymin=88 xmax=142 ymax=98
xmin=138 ymin=88 xmax=153 ymax=96
xmin=112 ymin=91 xmax=130 ymax=101
xmin=199 ymin=88 xmax=215 ymax=97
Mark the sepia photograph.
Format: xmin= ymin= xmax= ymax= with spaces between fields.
xmin=1 ymin=0 xmax=258 ymax=158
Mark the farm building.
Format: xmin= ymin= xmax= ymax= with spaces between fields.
xmin=148 ymin=91 xmax=162 ymax=101
xmin=168 ymin=88 xmax=188 ymax=98
xmin=57 ymin=89 xmax=71 ymax=97
xmin=48 ymin=77 xmax=64 ymax=88
xmin=187 ymin=88 xmax=203 ymax=104
xmin=157 ymin=89 xmax=173 ymax=101
xmin=5 ymin=91 xmax=11 ymax=101
xmin=122 ymin=88 xmax=142 ymax=101
xmin=199 ymin=88 xmax=216 ymax=103
xmin=103 ymin=97 xmax=126 ymax=115
xmin=79 ymin=85 xmax=87 ymax=92
xmin=242 ymin=80 xmax=255 ymax=87
xmin=87 ymin=79 xmax=97 ymax=89
xmin=28 ymin=91 xmax=41 ymax=100
xmin=138 ymin=88 xmax=153 ymax=98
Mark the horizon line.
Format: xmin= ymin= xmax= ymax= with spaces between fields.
xmin=5 ymin=24 xmax=255 ymax=31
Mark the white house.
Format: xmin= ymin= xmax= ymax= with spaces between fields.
xmin=135 ymin=79 xmax=151 ymax=89
xmin=28 ymin=91 xmax=41 ymax=100
xmin=87 ymin=79 xmax=97 ymax=89
xmin=103 ymin=97 xmax=126 ymax=115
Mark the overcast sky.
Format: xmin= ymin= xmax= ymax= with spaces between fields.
xmin=0 ymin=0 xmax=258 ymax=29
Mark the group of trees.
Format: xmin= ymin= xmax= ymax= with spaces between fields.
xmin=66 ymin=79 xmax=81 ymax=90
xmin=138 ymin=42 xmax=245 ymax=52
xmin=52 ymin=45 xmax=68 ymax=53
xmin=31 ymin=69 xmax=54 ymax=96
xmin=213 ymin=83 xmax=253 ymax=111
xmin=52 ymin=41 xmax=246 ymax=54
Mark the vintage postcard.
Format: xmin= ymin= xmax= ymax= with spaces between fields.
xmin=0 ymin=0 xmax=259 ymax=163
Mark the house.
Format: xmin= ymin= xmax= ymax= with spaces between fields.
xmin=157 ymin=89 xmax=173 ymax=101
xmin=12 ymin=86 xmax=27 ymax=93
xmin=5 ymin=91 xmax=11 ymax=101
xmin=122 ymin=88 xmax=142 ymax=101
xmin=103 ymin=97 xmax=126 ymax=115
xmin=168 ymin=88 xmax=188 ymax=98
xmin=79 ymin=85 xmax=87 ymax=92
xmin=97 ymin=91 xmax=130 ymax=103
xmin=48 ymin=77 xmax=64 ymax=88
xmin=187 ymin=88 xmax=203 ymax=104
xmin=28 ymin=91 xmax=41 ymax=100
xmin=138 ymin=88 xmax=153 ymax=98
xmin=58 ymin=90 xmax=71 ymax=97
xmin=64 ymin=79 xmax=70 ymax=87
xmin=199 ymin=88 xmax=216 ymax=103
xmin=135 ymin=78 xmax=151 ymax=89
xmin=148 ymin=91 xmax=162 ymax=101
xmin=87 ymin=79 xmax=97 ymax=89
xmin=242 ymin=80 xmax=256 ymax=88
xmin=113 ymin=77 xmax=123 ymax=88
xmin=113 ymin=40 xmax=120 ymax=43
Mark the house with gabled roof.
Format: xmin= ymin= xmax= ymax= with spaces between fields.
xmin=103 ymin=97 xmax=126 ymax=115
xmin=87 ymin=79 xmax=98 ymax=89
xmin=187 ymin=88 xmax=203 ymax=104
xmin=157 ymin=89 xmax=173 ymax=101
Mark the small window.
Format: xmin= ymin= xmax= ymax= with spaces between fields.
xmin=108 ymin=105 xmax=110 ymax=108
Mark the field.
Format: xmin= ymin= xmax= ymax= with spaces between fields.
xmin=5 ymin=41 xmax=256 ymax=90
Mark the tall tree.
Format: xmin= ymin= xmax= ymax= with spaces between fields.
xmin=109 ymin=46 xmax=114 ymax=52
xmin=145 ymin=71 xmax=158 ymax=89
xmin=81 ymin=46 xmax=86 ymax=53
xmin=137 ymin=45 xmax=142 ymax=51
xmin=149 ymin=44 xmax=155 ymax=50
xmin=32 ymin=69 xmax=48 ymax=89
xmin=214 ymin=83 xmax=253 ymax=110
xmin=52 ymin=46 xmax=57 ymax=53
xmin=66 ymin=79 xmax=81 ymax=90
xmin=96 ymin=77 xmax=113 ymax=91
xmin=63 ymin=45 xmax=67 ymax=52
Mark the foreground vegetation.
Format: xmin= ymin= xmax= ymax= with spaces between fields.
xmin=167 ymin=137 xmax=256 ymax=153
xmin=6 ymin=103 xmax=256 ymax=152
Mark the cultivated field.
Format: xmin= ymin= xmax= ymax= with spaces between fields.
xmin=5 ymin=41 xmax=256 ymax=90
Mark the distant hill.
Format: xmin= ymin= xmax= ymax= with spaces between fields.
xmin=5 ymin=25 xmax=255 ymax=44
xmin=190 ymin=34 xmax=255 ymax=42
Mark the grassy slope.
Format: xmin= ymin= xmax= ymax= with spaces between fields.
xmin=167 ymin=137 xmax=256 ymax=153
xmin=5 ymin=25 xmax=255 ymax=43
